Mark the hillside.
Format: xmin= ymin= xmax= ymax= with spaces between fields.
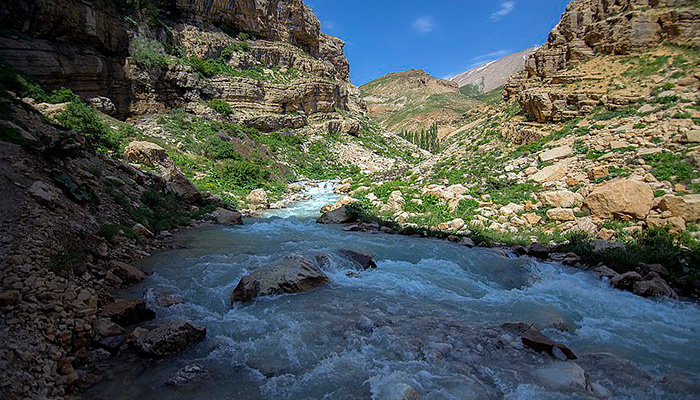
xmin=360 ymin=69 xmax=480 ymax=140
xmin=450 ymin=48 xmax=536 ymax=95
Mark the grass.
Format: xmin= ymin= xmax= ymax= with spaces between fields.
xmin=208 ymin=99 xmax=232 ymax=115
xmin=643 ymin=151 xmax=699 ymax=184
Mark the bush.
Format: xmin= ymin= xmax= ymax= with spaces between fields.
xmin=643 ymin=151 xmax=699 ymax=183
xmin=212 ymin=159 xmax=272 ymax=190
xmin=130 ymin=38 xmax=168 ymax=74
xmin=208 ymin=99 xmax=232 ymax=115
xmin=204 ymin=135 xmax=238 ymax=160
xmin=56 ymin=99 xmax=123 ymax=151
xmin=0 ymin=58 xmax=77 ymax=103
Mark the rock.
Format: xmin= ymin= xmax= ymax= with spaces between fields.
xmin=230 ymin=255 xmax=330 ymax=303
xmin=529 ymin=243 xmax=549 ymax=258
xmin=212 ymin=207 xmax=243 ymax=225
xmin=338 ymin=249 xmax=377 ymax=270
xmin=658 ymin=195 xmax=700 ymax=222
xmin=594 ymin=265 xmax=618 ymax=279
xmin=167 ymin=364 xmax=210 ymax=387
xmin=530 ymin=163 xmax=568 ymax=184
xmin=164 ymin=167 xmax=201 ymax=203
xmin=584 ymin=179 xmax=654 ymax=220
xmin=634 ymin=278 xmax=678 ymax=299
xmin=640 ymin=263 xmax=669 ymax=278
xmin=460 ymin=237 xmax=475 ymax=248
xmin=28 ymin=181 xmax=60 ymax=208
xmin=546 ymin=208 xmax=576 ymax=221
xmin=539 ymin=145 xmax=573 ymax=162
xmin=646 ymin=215 xmax=686 ymax=233
xmin=588 ymin=166 xmax=610 ymax=180
xmin=610 ymin=271 xmax=643 ymax=292
xmin=395 ymin=212 xmax=410 ymax=223
xmin=94 ymin=318 xmax=125 ymax=338
xmin=591 ymin=240 xmax=625 ymax=253
xmin=448 ymin=218 xmax=465 ymax=231
xmin=246 ymin=189 xmax=269 ymax=206
xmin=132 ymin=223 xmax=154 ymax=238
xmin=100 ymin=299 xmax=156 ymax=326
xmin=327 ymin=119 xmax=361 ymax=136
xmin=317 ymin=206 xmax=355 ymax=224
xmin=56 ymin=357 xmax=78 ymax=389
xmin=376 ymin=383 xmax=421 ymax=400
xmin=124 ymin=141 xmax=169 ymax=166
xmin=521 ymin=327 xmax=577 ymax=360
xmin=333 ymin=183 xmax=352 ymax=194
xmin=109 ymin=261 xmax=146 ymax=284
xmin=0 ymin=290 xmax=20 ymax=307
xmin=535 ymin=362 xmax=591 ymax=392
xmin=539 ymin=190 xmax=583 ymax=208
xmin=132 ymin=319 xmax=206 ymax=357
xmin=523 ymin=213 xmax=542 ymax=225
xmin=387 ymin=190 xmax=406 ymax=211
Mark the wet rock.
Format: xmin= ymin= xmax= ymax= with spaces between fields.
xmin=98 ymin=335 xmax=126 ymax=353
xmin=528 ymin=243 xmax=549 ymax=258
xmin=377 ymin=383 xmax=421 ymax=400
xmin=535 ymin=362 xmax=591 ymax=392
xmin=511 ymin=245 xmax=528 ymax=256
xmin=211 ymin=207 xmax=243 ymax=225
xmin=356 ymin=316 xmax=374 ymax=333
xmin=460 ymin=237 xmax=475 ymax=248
xmin=94 ymin=318 xmax=125 ymax=338
xmin=230 ymin=255 xmax=330 ymax=303
xmin=610 ymin=271 xmax=643 ymax=292
xmin=166 ymin=363 xmax=210 ymax=387
xmin=634 ymin=277 xmax=678 ymax=299
xmin=317 ymin=205 xmax=355 ymax=224
xmin=154 ymin=292 xmax=181 ymax=308
xmin=100 ymin=299 xmax=156 ymax=326
xmin=338 ymin=249 xmax=377 ymax=270
xmin=520 ymin=326 xmax=577 ymax=360
xmin=109 ymin=261 xmax=146 ymax=284
xmin=594 ymin=265 xmax=619 ymax=279
xmin=0 ymin=290 xmax=20 ymax=307
xmin=132 ymin=319 xmax=206 ymax=358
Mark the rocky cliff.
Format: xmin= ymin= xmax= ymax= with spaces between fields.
xmin=0 ymin=0 xmax=362 ymax=129
xmin=505 ymin=0 xmax=700 ymax=123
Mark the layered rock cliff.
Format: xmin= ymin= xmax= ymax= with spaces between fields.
xmin=505 ymin=0 xmax=700 ymax=123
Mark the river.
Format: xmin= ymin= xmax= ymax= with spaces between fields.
xmin=84 ymin=182 xmax=700 ymax=400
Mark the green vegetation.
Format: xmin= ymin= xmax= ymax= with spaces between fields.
xmin=129 ymin=37 xmax=169 ymax=74
xmin=208 ymin=99 xmax=232 ymax=115
xmin=0 ymin=58 xmax=77 ymax=103
xmin=56 ymin=99 xmax=131 ymax=152
xmin=49 ymin=241 xmax=87 ymax=276
xmin=643 ymin=151 xmax=700 ymax=184
xmin=399 ymin=122 xmax=440 ymax=152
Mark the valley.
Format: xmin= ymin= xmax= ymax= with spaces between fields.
xmin=0 ymin=0 xmax=699 ymax=399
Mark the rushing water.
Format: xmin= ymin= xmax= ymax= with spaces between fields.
xmin=85 ymin=183 xmax=700 ymax=400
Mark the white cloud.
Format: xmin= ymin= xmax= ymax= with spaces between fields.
xmin=491 ymin=1 xmax=515 ymax=21
xmin=471 ymin=49 xmax=510 ymax=62
xmin=412 ymin=16 xmax=435 ymax=34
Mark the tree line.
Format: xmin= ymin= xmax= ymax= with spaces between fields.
xmin=400 ymin=122 xmax=440 ymax=153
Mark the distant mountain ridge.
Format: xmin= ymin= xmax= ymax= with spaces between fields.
xmin=449 ymin=48 xmax=537 ymax=93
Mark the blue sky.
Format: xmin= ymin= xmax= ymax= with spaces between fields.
xmin=305 ymin=0 xmax=573 ymax=86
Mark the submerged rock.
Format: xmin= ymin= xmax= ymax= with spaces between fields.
xmin=502 ymin=323 xmax=576 ymax=360
xmin=338 ymin=249 xmax=377 ymax=270
xmin=167 ymin=363 xmax=210 ymax=387
xmin=535 ymin=362 xmax=591 ymax=392
xmin=132 ymin=319 xmax=206 ymax=357
xmin=230 ymin=255 xmax=330 ymax=303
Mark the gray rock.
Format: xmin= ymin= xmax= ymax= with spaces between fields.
xmin=528 ymin=243 xmax=549 ymax=258
xmin=0 ymin=290 xmax=20 ymax=307
xmin=317 ymin=206 xmax=355 ymax=224
xmin=535 ymin=362 xmax=591 ymax=392
xmin=594 ymin=265 xmax=618 ymax=279
xmin=109 ymin=261 xmax=146 ymax=284
xmin=211 ymin=207 xmax=243 ymax=226
xmin=132 ymin=319 xmax=206 ymax=357
xmin=166 ymin=363 xmax=210 ymax=387
xmin=230 ymin=255 xmax=330 ymax=303
xmin=610 ymin=271 xmax=643 ymax=291
xmin=100 ymin=299 xmax=156 ymax=326
xmin=338 ymin=249 xmax=377 ymax=270
xmin=634 ymin=278 xmax=678 ymax=299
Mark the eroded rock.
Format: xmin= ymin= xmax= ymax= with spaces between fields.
xmin=132 ymin=319 xmax=206 ymax=357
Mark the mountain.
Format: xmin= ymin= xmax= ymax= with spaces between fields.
xmin=449 ymin=48 xmax=537 ymax=94
xmin=360 ymin=69 xmax=480 ymax=138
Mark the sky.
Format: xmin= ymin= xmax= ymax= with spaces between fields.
xmin=304 ymin=0 xmax=573 ymax=86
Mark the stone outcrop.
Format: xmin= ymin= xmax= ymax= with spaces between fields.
xmin=583 ymin=179 xmax=654 ymax=220
xmin=124 ymin=141 xmax=170 ymax=167
xmin=505 ymin=0 xmax=700 ymax=122
xmin=230 ymin=254 xmax=330 ymax=303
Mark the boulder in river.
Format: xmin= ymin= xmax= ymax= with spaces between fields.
xmin=633 ymin=274 xmax=678 ymax=299
xmin=167 ymin=363 xmax=210 ymax=387
xmin=132 ymin=318 xmax=206 ymax=357
xmin=317 ymin=205 xmax=356 ymax=224
xmin=610 ymin=271 xmax=643 ymax=291
xmin=100 ymin=298 xmax=156 ymax=326
xmin=109 ymin=261 xmax=147 ymax=284
xmin=230 ymin=255 xmax=330 ymax=303
xmin=502 ymin=323 xmax=576 ymax=360
xmin=535 ymin=362 xmax=591 ymax=392
xmin=338 ymin=249 xmax=377 ymax=270
xmin=211 ymin=207 xmax=243 ymax=226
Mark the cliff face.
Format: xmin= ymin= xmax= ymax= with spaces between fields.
xmin=506 ymin=0 xmax=700 ymax=123
xmin=0 ymin=0 xmax=361 ymax=125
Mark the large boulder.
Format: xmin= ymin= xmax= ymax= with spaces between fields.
xmin=658 ymin=195 xmax=700 ymax=222
xmin=100 ymin=299 xmax=155 ymax=326
xmin=246 ymin=189 xmax=269 ymax=206
xmin=108 ymin=261 xmax=146 ymax=284
xmin=230 ymin=255 xmax=330 ymax=303
xmin=338 ymin=249 xmax=377 ymax=270
xmin=583 ymin=179 xmax=654 ymax=220
xmin=535 ymin=362 xmax=591 ymax=392
xmin=633 ymin=275 xmax=678 ymax=299
xmin=163 ymin=167 xmax=202 ymax=203
xmin=211 ymin=207 xmax=243 ymax=225
xmin=132 ymin=319 xmax=206 ymax=358
xmin=124 ymin=141 xmax=169 ymax=167
xmin=539 ymin=190 xmax=583 ymax=208
xmin=317 ymin=205 xmax=356 ymax=224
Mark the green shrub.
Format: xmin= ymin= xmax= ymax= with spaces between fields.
xmin=56 ymin=99 xmax=121 ymax=151
xmin=0 ymin=58 xmax=77 ymax=103
xmin=49 ymin=241 xmax=87 ymax=276
xmin=208 ymin=99 xmax=232 ymax=115
xmin=97 ymin=223 xmax=122 ymax=242
xmin=130 ymin=38 xmax=168 ymax=74
xmin=643 ymin=151 xmax=699 ymax=183
xmin=204 ymin=135 xmax=238 ymax=160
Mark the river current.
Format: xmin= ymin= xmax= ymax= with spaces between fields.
xmin=84 ymin=182 xmax=700 ymax=400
